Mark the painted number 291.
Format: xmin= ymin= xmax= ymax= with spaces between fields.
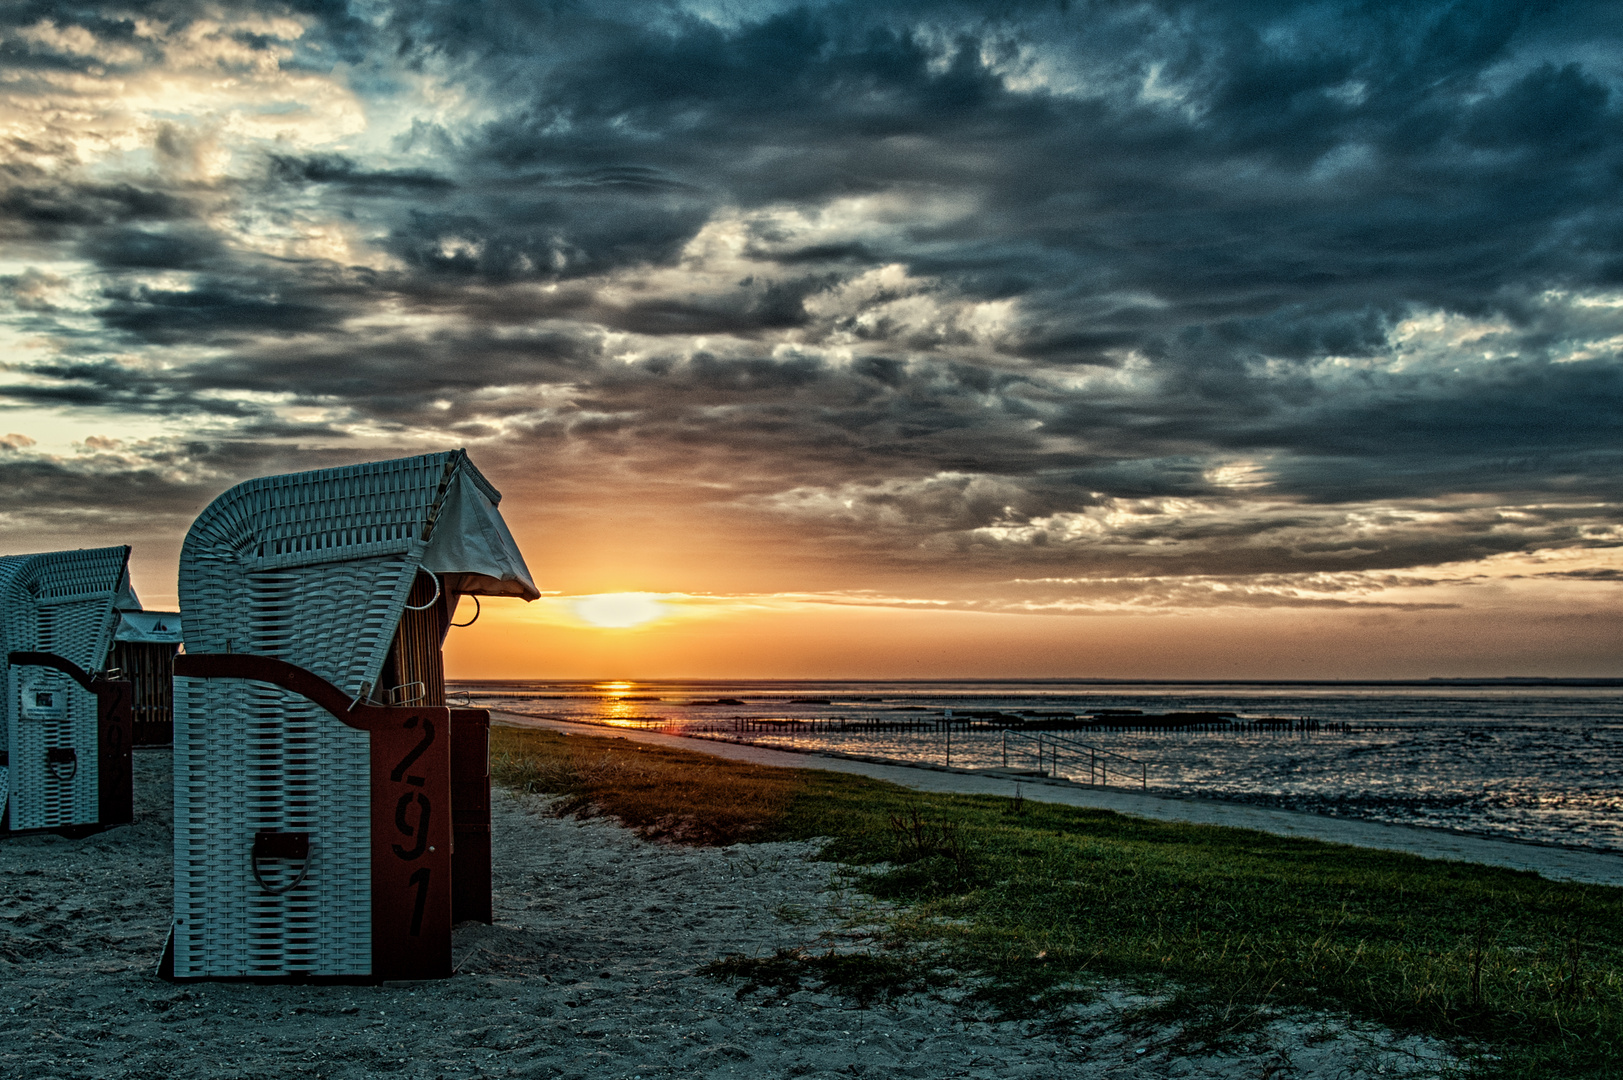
xmin=391 ymin=715 xmax=437 ymax=937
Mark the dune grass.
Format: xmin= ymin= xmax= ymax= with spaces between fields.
xmin=491 ymin=724 xmax=808 ymax=845
xmin=490 ymin=724 xmax=1623 ymax=1078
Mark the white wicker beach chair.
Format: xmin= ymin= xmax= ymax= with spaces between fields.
xmin=170 ymin=450 xmax=537 ymax=981
xmin=1 ymin=546 xmax=135 ymax=835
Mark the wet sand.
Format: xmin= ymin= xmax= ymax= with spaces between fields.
xmin=0 ymin=747 xmax=1456 ymax=1079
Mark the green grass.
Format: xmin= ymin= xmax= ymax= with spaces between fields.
xmin=492 ymin=724 xmax=807 ymax=845
xmin=491 ymin=725 xmax=1623 ymax=1078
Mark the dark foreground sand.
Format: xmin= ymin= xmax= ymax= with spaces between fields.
xmin=0 ymin=748 xmax=1457 ymax=1079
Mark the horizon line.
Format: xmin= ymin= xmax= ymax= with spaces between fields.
xmin=445 ymin=676 xmax=1623 ymax=687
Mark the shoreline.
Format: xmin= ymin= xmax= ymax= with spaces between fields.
xmin=493 ymin=711 xmax=1623 ymax=888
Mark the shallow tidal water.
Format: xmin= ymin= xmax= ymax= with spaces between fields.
xmin=455 ymin=679 xmax=1623 ymax=855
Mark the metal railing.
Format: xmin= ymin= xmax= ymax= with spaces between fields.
xmin=999 ymin=729 xmax=1147 ymax=789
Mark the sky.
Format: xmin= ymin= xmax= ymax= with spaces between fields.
xmin=2 ymin=0 xmax=1621 ymax=679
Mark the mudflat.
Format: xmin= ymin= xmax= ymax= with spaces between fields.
xmin=0 ymin=748 xmax=1454 ymax=1079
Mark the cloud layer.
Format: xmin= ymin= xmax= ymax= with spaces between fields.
xmin=2 ymin=0 xmax=1622 ymax=623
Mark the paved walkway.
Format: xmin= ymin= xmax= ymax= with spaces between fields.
xmin=493 ymin=712 xmax=1623 ymax=888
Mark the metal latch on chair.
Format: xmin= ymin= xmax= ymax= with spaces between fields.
xmin=250 ymin=831 xmax=311 ymax=896
xmin=386 ymin=681 xmax=426 ymax=706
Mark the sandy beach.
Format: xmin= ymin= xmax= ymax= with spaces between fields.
xmin=0 ymin=746 xmax=1458 ymax=1079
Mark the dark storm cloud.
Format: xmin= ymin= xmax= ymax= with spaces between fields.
xmin=95 ymin=278 xmax=345 ymax=341
xmin=0 ymin=435 xmax=457 ymax=543
xmin=0 ymin=178 xmax=190 ymax=238
xmin=0 ymin=451 xmax=216 ymax=523
xmin=396 ymin=1 xmax=1622 ymax=303
xmin=4 ymin=0 xmax=1623 ymax=580
xmin=1541 ymin=569 xmax=1623 ymax=582
xmin=264 ymin=153 xmax=454 ymax=193
xmin=3 ymin=359 xmax=277 ymax=419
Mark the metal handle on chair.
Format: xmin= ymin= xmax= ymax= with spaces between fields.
xmin=403 ymin=574 xmax=442 ymax=611
xmin=450 ymin=595 xmax=480 ymax=627
xmin=250 ymin=831 xmax=311 ymax=896
xmin=45 ymin=747 xmax=78 ymax=782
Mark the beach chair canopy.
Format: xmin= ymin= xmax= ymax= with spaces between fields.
xmin=114 ymin=610 xmax=183 ymax=645
xmin=1 ymin=547 xmax=133 ymax=674
xmin=180 ymin=449 xmax=537 ymax=698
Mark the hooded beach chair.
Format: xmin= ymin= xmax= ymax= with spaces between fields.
xmin=167 ymin=450 xmax=538 ymax=981
xmin=111 ymin=609 xmax=183 ymax=746
xmin=1 ymin=546 xmax=136 ymax=836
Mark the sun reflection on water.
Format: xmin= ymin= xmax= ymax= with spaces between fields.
xmin=593 ymin=682 xmax=658 ymax=727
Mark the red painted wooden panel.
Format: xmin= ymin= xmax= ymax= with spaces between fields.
xmin=370 ymin=707 xmax=454 ymax=981
xmin=97 ymin=678 xmax=133 ymax=826
xmin=449 ymin=708 xmax=492 ymax=925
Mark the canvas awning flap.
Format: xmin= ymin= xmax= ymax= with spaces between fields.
xmin=114 ymin=567 xmax=142 ymax=612
xmin=421 ymin=470 xmax=540 ymax=600
xmin=116 ymin=610 xmax=183 ymax=644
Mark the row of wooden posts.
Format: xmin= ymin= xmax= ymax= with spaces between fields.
xmin=689 ymin=714 xmax=1340 ymax=736
xmin=672 ymin=718 xmax=1152 ymax=788
xmin=665 ymin=712 xmax=1349 ymax=789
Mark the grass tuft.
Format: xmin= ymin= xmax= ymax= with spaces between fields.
xmin=701 ymin=948 xmax=942 ymax=1006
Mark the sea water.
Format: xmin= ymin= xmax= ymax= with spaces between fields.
xmin=452 ymin=679 xmax=1623 ymax=854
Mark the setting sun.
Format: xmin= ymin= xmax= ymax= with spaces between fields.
xmin=571 ymin=592 xmax=668 ymax=628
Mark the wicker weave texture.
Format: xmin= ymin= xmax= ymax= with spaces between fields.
xmin=1 ymin=547 xmax=129 ymax=831
xmin=174 ymin=452 xmax=493 ymax=978
xmin=172 ymin=677 xmax=370 ymax=977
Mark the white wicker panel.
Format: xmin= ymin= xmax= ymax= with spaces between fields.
xmin=37 ymin=593 xmax=121 ymax=671
xmin=38 ymin=600 xmax=105 ymax=828
xmin=172 ymin=675 xmax=370 ymax=978
xmin=9 ymin=672 xmax=98 ymax=831
xmin=172 ymin=673 xmax=223 ymax=977
xmin=10 ymin=668 xmax=62 ymax=831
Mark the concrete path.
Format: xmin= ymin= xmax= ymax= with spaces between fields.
xmin=493 ymin=712 xmax=1623 ymax=888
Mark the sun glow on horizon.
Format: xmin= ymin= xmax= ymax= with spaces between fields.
xmin=571 ymin=592 xmax=669 ymax=628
